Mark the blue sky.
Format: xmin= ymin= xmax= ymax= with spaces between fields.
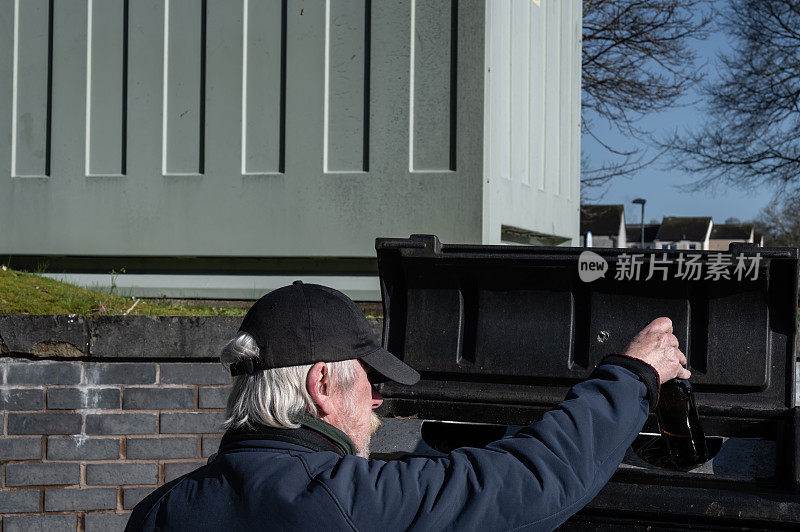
xmin=581 ymin=8 xmax=776 ymax=226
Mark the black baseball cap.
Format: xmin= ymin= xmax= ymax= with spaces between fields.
xmin=228 ymin=281 xmax=420 ymax=386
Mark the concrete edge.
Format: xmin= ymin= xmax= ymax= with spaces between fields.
xmin=0 ymin=315 xmax=384 ymax=359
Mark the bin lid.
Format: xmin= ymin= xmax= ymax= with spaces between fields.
xmin=375 ymin=235 xmax=798 ymax=423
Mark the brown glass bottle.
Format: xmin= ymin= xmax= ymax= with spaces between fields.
xmin=655 ymin=378 xmax=708 ymax=471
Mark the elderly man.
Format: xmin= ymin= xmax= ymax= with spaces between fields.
xmin=127 ymin=281 xmax=688 ymax=531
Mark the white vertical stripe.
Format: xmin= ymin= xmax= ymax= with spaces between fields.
xmin=407 ymin=0 xmax=416 ymax=172
xmin=322 ymin=0 xmax=331 ymax=172
xmin=161 ymin=0 xmax=170 ymax=175
xmin=10 ymin=0 xmax=20 ymax=176
xmin=525 ymin=1 xmax=531 ymax=185
xmin=506 ymin=0 xmax=512 ymax=180
xmin=84 ymin=0 xmax=93 ymax=176
xmin=240 ymin=0 xmax=248 ymax=175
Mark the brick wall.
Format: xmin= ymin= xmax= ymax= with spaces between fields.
xmin=0 ymin=315 xmax=384 ymax=531
xmin=0 ymin=358 xmax=231 ymax=531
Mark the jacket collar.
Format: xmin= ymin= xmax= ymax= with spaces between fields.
xmin=220 ymin=412 xmax=357 ymax=457
xmin=292 ymin=411 xmax=357 ymax=456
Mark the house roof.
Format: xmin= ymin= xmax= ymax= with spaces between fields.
xmin=580 ymin=205 xmax=624 ymax=236
xmin=655 ymin=217 xmax=712 ymax=242
xmin=710 ymin=223 xmax=754 ymax=240
xmin=626 ymin=224 xmax=660 ymax=243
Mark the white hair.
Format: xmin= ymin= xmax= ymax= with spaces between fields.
xmin=220 ymin=332 xmax=356 ymax=430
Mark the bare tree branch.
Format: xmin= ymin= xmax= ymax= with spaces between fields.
xmin=665 ymin=0 xmax=800 ymax=194
xmin=752 ymin=193 xmax=800 ymax=247
xmin=581 ymin=0 xmax=711 ymax=188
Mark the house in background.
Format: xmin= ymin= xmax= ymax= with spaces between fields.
xmin=709 ymin=223 xmax=759 ymax=250
xmin=625 ymin=224 xmax=660 ymax=249
xmin=653 ymin=217 xmax=713 ymax=250
xmin=586 ymin=214 xmax=763 ymax=251
xmin=579 ymin=205 xmax=626 ymax=248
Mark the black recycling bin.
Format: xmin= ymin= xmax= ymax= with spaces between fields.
xmin=371 ymin=234 xmax=800 ymax=530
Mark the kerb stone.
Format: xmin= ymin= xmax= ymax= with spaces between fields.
xmin=90 ymin=316 xmax=239 ymax=359
xmin=0 ymin=315 xmax=88 ymax=356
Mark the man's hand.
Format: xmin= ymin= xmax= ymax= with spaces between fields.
xmin=621 ymin=317 xmax=690 ymax=384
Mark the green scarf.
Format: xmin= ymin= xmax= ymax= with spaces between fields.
xmin=292 ymin=410 xmax=357 ymax=456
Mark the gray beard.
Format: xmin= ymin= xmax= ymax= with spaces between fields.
xmin=357 ymin=435 xmax=372 ymax=459
xmin=342 ymin=394 xmax=381 ymax=459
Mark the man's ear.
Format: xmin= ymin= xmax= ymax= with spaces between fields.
xmin=307 ymin=362 xmax=334 ymax=416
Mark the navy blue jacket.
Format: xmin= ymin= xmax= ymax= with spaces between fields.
xmin=126 ymin=362 xmax=655 ymax=531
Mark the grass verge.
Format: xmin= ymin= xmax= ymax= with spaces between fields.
xmin=0 ymin=267 xmax=247 ymax=316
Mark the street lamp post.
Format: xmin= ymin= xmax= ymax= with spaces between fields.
xmin=632 ymin=198 xmax=646 ymax=248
